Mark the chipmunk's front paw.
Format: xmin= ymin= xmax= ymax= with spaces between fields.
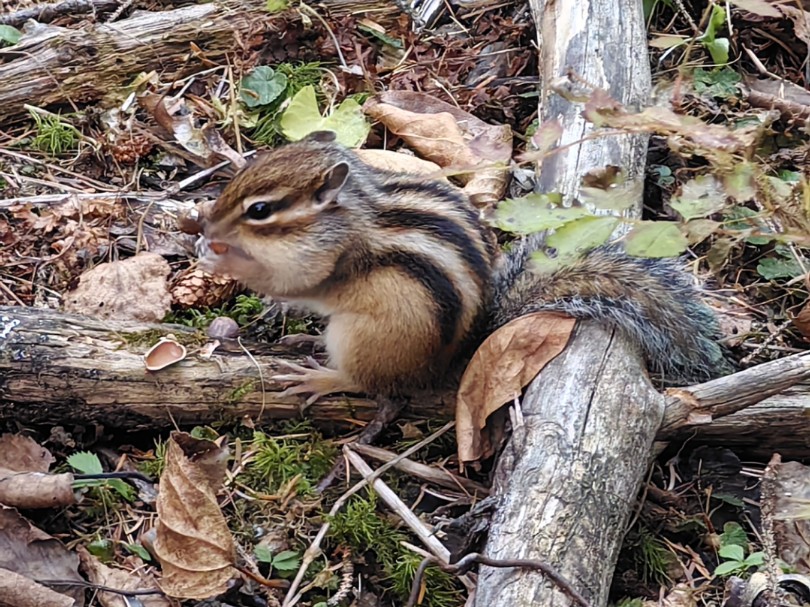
xmin=273 ymin=358 xmax=360 ymax=408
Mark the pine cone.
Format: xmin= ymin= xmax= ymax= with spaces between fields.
xmin=171 ymin=268 xmax=240 ymax=309
xmin=108 ymin=134 xmax=154 ymax=165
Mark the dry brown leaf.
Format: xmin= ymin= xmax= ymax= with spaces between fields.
xmin=77 ymin=546 xmax=173 ymax=607
xmin=153 ymin=432 xmax=236 ymax=600
xmin=355 ymin=149 xmax=444 ymax=178
xmin=0 ymin=434 xmax=54 ymax=473
xmin=0 ymin=507 xmax=84 ymax=606
xmin=0 ymin=567 xmax=76 ymax=607
xmin=63 ymin=253 xmax=171 ymax=323
xmin=456 ymin=312 xmax=576 ymax=463
xmin=364 ymin=91 xmax=512 ymax=207
xmin=793 ymin=301 xmax=810 ymax=340
xmin=0 ymin=468 xmax=75 ymax=510
xmin=0 ymin=434 xmax=74 ymax=509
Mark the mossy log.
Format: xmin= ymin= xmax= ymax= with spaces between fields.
xmin=0 ymin=305 xmax=452 ymax=430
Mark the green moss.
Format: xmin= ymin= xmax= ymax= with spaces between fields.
xmin=240 ymin=423 xmax=336 ymax=495
xmin=227 ymin=380 xmax=256 ymax=404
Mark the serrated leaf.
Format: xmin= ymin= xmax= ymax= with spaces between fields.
xmin=530 ymin=119 xmax=563 ymax=154
xmin=280 ymin=86 xmax=369 ymax=147
xmin=757 ymin=256 xmax=803 ymax=280
xmin=670 ymin=174 xmax=727 ymax=220
xmin=240 ymin=66 xmax=288 ymax=108
xmin=723 ymin=162 xmax=756 ymax=202
xmin=719 ymin=544 xmax=745 ymax=561
xmin=494 ymin=194 xmax=584 ymax=234
xmin=255 ymin=545 xmax=274 ymax=563
xmin=684 ymin=218 xmax=721 ymax=244
xmin=0 ymin=25 xmax=21 ymax=45
xmin=719 ymin=522 xmax=748 ymax=548
xmin=107 ymin=478 xmax=136 ymax=501
xmin=67 ymin=451 xmax=103 ymax=475
xmin=546 ymin=216 xmax=619 ymax=257
xmin=272 ymin=550 xmax=301 ymax=571
xmin=625 ymin=221 xmax=688 ymax=258
xmin=714 ymin=560 xmax=742 ymax=576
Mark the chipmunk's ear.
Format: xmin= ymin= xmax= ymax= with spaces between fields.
xmin=315 ymin=161 xmax=350 ymax=206
xmin=305 ymin=130 xmax=338 ymax=144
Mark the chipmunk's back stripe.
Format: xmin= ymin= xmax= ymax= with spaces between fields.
xmin=376 ymin=250 xmax=461 ymax=346
xmin=378 ymin=179 xmax=466 ymax=205
xmin=375 ymin=208 xmax=490 ymax=286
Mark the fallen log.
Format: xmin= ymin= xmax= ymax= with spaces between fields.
xmin=0 ymin=0 xmax=389 ymax=124
xmin=0 ymin=305 xmax=451 ymax=429
xmin=473 ymin=0 xmax=659 ymax=603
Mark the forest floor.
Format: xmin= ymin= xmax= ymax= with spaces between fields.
xmin=1 ymin=0 xmax=810 ymax=606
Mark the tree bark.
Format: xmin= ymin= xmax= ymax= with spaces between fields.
xmin=0 ymin=305 xmax=451 ymax=429
xmin=0 ymin=0 xmax=388 ymax=124
xmin=474 ymin=0 xmax=654 ymax=605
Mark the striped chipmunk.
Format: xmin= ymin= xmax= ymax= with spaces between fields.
xmin=196 ymin=131 xmax=729 ymax=404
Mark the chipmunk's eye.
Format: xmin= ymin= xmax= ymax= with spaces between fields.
xmin=245 ymin=201 xmax=273 ymax=221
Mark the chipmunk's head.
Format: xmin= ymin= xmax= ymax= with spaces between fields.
xmin=197 ymin=131 xmax=356 ymax=298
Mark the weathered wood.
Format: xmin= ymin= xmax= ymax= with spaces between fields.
xmin=0 ymin=0 xmax=390 ymax=124
xmin=0 ymin=305 xmax=451 ymax=429
xmin=474 ymin=0 xmax=654 ymax=604
xmin=661 ymin=351 xmax=810 ymax=438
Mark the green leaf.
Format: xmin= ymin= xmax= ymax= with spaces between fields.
xmin=670 ymin=174 xmax=727 ymax=220
xmin=705 ymin=38 xmax=730 ymax=65
xmin=719 ymin=544 xmax=745 ymax=561
xmin=124 ymin=542 xmax=152 ymax=561
xmin=87 ymin=539 xmax=115 ymax=561
xmin=719 ymin=522 xmax=748 ymax=548
xmin=280 ymin=86 xmax=370 ymax=148
xmin=744 ymin=552 xmax=766 ymax=567
xmin=322 ymin=98 xmax=371 ymax=148
xmin=265 ymin=0 xmax=289 ymax=12
xmin=684 ymin=218 xmax=721 ymax=245
xmin=272 ymin=550 xmax=301 ymax=571
xmin=625 ymin=221 xmax=688 ymax=258
xmin=67 ymin=451 xmax=103 ymax=475
xmin=494 ymin=194 xmax=583 ymax=234
xmin=714 ymin=560 xmax=743 ymax=576
xmin=107 ymin=479 xmax=136 ymax=501
xmin=723 ymin=162 xmax=756 ymax=202
xmin=255 ymin=545 xmax=275 ymax=563
xmin=240 ymin=66 xmax=288 ymax=108
xmin=692 ymin=67 xmax=741 ymax=98
xmin=546 ymin=216 xmax=619 ymax=257
xmin=702 ymin=4 xmax=727 ymax=43
xmin=529 ymin=250 xmax=571 ymax=275
xmin=757 ymin=256 xmax=803 ymax=280
xmin=0 ymin=25 xmax=21 ymax=46
xmin=357 ymin=23 xmax=403 ymax=48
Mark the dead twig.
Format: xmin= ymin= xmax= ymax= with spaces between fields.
xmin=405 ymin=553 xmax=591 ymax=607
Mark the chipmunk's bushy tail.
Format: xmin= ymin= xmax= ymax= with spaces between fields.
xmin=492 ymin=238 xmax=731 ymax=384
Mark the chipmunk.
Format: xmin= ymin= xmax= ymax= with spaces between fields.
xmin=196 ymin=131 xmax=728 ymax=403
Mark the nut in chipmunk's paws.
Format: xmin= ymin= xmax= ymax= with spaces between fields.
xmin=273 ymin=357 xmax=361 ymax=408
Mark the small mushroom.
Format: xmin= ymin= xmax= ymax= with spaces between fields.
xmin=144 ymin=337 xmax=187 ymax=371
xmin=207 ymin=316 xmax=239 ymax=340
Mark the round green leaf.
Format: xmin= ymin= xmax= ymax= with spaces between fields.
xmin=625 ymin=221 xmax=688 ymax=258
xmin=240 ymin=66 xmax=288 ymax=108
xmin=495 ymin=194 xmax=584 ymax=235
xmin=546 ymin=215 xmax=620 ymax=257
